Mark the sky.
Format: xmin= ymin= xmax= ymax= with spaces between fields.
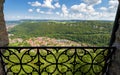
xmin=4 ymin=0 xmax=119 ymax=21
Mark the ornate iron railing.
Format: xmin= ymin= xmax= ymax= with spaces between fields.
xmin=0 ymin=47 xmax=115 ymax=75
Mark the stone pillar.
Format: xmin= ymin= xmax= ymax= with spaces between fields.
xmin=0 ymin=0 xmax=8 ymax=47
xmin=0 ymin=0 xmax=9 ymax=75
xmin=109 ymin=23 xmax=120 ymax=75
xmin=108 ymin=0 xmax=120 ymax=75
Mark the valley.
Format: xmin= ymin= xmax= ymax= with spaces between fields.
xmin=7 ymin=20 xmax=114 ymax=46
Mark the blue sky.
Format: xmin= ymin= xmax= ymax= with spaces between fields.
xmin=4 ymin=0 xmax=118 ymax=20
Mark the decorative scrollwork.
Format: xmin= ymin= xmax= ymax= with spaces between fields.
xmin=0 ymin=47 xmax=115 ymax=75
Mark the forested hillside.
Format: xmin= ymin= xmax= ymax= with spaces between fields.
xmin=8 ymin=21 xmax=113 ymax=46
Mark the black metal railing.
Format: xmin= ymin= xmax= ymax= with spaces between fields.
xmin=0 ymin=47 xmax=115 ymax=75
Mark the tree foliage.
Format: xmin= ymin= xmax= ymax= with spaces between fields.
xmin=8 ymin=21 xmax=113 ymax=46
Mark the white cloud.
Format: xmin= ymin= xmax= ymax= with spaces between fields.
xmin=42 ymin=0 xmax=55 ymax=9
xmin=100 ymin=7 xmax=107 ymax=11
xmin=46 ymin=11 xmax=53 ymax=14
xmin=108 ymin=0 xmax=118 ymax=12
xmin=28 ymin=1 xmax=41 ymax=7
xmin=54 ymin=2 xmax=61 ymax=8
xmin=16 ymin=16 xmax=20 ymax=18
xmin=28 ymin=9 xmax=33 ymax=12
xmin=36 ymin=9 xmax=53 ymax=14
xmin=95 ymin=0 xmax=118 ymax=20
xmin=36 ymin=8 xmax=45 ymax=14
xmin=69 ymin=13 xmax=84 ymax=19
xmin=97 ymin=0 xmax=118 ymax=20
xmin=46 ymin=9 xmax=53 ymax=14
xmin=36 ymin=8 xmax=40 ymax=13
xmin=83 ymin=0 xmax=102 ymax=5
xmin=62 ymin=4 xmax=69 ymax=16
xmin=71 ymin=3 xmax=87 ymax=12
xmin=56 ymin=12 xmax=60 ymax=15
xmin=40 ymin=11 xmax=45 ymax=14
xmin=70 ymin=3 xmax=109 ymax=20
xmin=97 ymin=12 xmax=116 ymax=20
xmin=109 ymin=0 xmax=118 ymax=6
xmin=87 ymin=5 xmax=95 ymax=13
xmin=71 ymin=3 xmax=95 ymax=13
xmin=26 ymin=0 xmax=118 ymax=20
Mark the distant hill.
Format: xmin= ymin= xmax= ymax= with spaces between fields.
xmin=6 ymin=20 xmax=22 ymax=26
xmin=8 ymin=21 xmax=114 ymax=46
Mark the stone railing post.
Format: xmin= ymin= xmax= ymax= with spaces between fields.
xmin=0 ymin=0 xmax=9 ymax=74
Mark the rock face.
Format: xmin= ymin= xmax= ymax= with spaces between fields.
xmin=108 ymin=1 xmax=120 ymax=75
xmin=109 ymin=20 xmax=120 ymax=75
xmin=0 ymin=0 xmax=9 ymax=47
xmin=0 ymin=0 xmax=9 ymax=75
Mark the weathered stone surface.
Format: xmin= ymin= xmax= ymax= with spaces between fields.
xmin=109 ymin=48 xmax=120 ymax=75
xmin=108 ymin=0 xmax=120 ymax=74
xmin=0 ymin=0 xmax=8 ymax=47
xmin=0 ymin=59 xmax=4 ymax=75
xmin=109 ymin=14 xmax=120 ymax=75
xmin=0 ymin=31 xmax=8 ymax=46
xmin=0 ymin=0 xmax=8 ymax=75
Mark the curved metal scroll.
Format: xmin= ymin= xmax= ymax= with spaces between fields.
xmin=0 ymin=47 xmax=115 ymax=75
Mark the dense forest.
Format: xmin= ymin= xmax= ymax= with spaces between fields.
xmin=8 ymin=20 xmax=114 ymax=46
